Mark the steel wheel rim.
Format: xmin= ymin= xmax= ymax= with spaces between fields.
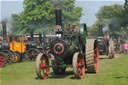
xmin=40 ymin=56 xmax=49 ymax=79
xmin=77 ymin=53 xmax=85 ymax=79
xmin=94 ymin=48 xmax=99 ymax=72
xmin=27 ymin=49 xmax=39 ymax=60
xmin=0 ymin=56 xmax=6 ymax=67
xmin=5 ymin=52 xmax=12 ymax=64
xmin=14 ymin=55 xmax=18 ymax=63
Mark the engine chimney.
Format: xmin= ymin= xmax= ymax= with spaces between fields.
xmin=39 ymin=33 xmax=42 ymax=44
xmin=2 ymin=21 xmax=7 ymax=41
xmin=43 ymin=32 xmax=46 ymax=44
xmin=30 ymin=30 xmax=34 ymax=41
xmin=99 ymin=25 xmax=103 ymax=37
xmin=55 ymin=8 xmax=62 ymax=26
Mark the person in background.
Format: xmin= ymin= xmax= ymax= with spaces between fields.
xmin=124 ymin=42 xmax=128 ymax=54
xmin=66 ymin=24 xmax=71 ymax=30
xmin=127 ymin=42 xmax=128 ymax=53
xmin=71 ymin=23 xmax=80 ymax=33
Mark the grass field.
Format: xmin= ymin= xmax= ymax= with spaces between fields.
xmin=0 ymin=54 xmax=128 ymax=85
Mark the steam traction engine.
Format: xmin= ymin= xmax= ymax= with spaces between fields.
xmin=0 ymin=51 xmax=6 ymax=67
xmin=97 ymin=25 xmax=115 ymax=59
xmin=25 ymin=30 xmax=53 ymax=61
xmin=35 ymin=8 xmax=99 ymax=79
xmin=25 ymin=30 xmax=40 ymax=61
xmin=0 ymin=22 xmax=16 ymax=67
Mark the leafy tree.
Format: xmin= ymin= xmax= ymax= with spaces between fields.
xmin=91 ymin=3 xmax=128 ymax=40
xmin=62 ymin=0 xmax=83 ymax=25
xmin=124 ymin=0 xmax=128 ymax=9
xmin=11 ymin=14 xmax=22 ymax=34
xmin=96 ymin=4 xmax=123 ymax=19
xmin=11 ymin=0 xmax=82 ymax=34
xmin=95 ymin=4 xmax=123 ymax=31
xmin=89 ymin=20 xmax=101 ymax=38
xmin=92 ymin=4 xmax=123 ymax=37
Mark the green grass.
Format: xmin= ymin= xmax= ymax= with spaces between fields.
xmin=0 ymin=54 xmax=128 ymax=85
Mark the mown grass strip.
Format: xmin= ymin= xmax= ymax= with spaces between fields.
xmin=0 ymin=54 xmax=128 ymax=85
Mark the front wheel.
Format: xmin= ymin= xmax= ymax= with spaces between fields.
xmin=35 ymin=53 xmax=49 ymax=79
xmin=0 ymin=52 xmax=6 ymax=67
xmin=14 ymin=51 xmax=21 ymax=63
xmin=73 ymin=52 xmax=85 ymax=79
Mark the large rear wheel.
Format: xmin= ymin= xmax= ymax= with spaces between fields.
xmin=35 ymin=53 xmax=49 ymax=79
xmin=86 ymin=39 xmax=99 ymax=73
xmin=73 ymin=52 xmax=85 ymax=79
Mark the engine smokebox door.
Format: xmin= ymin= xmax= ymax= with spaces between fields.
xmin=50 ymin=38 xmax=68 ymax=59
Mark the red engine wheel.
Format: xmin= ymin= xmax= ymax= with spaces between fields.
xmin=86 ymin=39 xmax=99 ymax=73
xmin=35 ymin=53 xmax=49 ymax=79
xmin=73 ymin=52 xmax=85 ymax=79
xmin=0 ymin=53 xmax=6 ymax=67
xmin=94 ymin=48 xmax=99 ymax=72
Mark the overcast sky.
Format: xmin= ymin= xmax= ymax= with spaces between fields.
xmin=0 ymin=0 xmax=125 ymax=26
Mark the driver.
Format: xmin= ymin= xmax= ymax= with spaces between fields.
xmin=71 ymin=23 xmax=80 ymax=33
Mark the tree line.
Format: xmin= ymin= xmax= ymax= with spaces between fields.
xmin=90 ymin=0 xmax=128 ymax=40
xmin=11 ymin=0 xmax=82 ymax=34
xmin=9 ymin=0 xmax=128 ymax=41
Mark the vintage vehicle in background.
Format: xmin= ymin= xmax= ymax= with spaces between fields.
xmin=9 ymin=35 xmax=26 ymax=62
xmin=0 ymin=21 xmax=19 ymax=67
xmin=0 ymin=51 xmax=6 ymax=67
xmin=24 ymin=31 xmax=55 ymax=61
xmin=97 ymin=25 xmax=115 ymax=59
xmin=24 ymin=30 xmax=40 ymax=61
xmin=110 ymin=33 xmax=125 ymax=53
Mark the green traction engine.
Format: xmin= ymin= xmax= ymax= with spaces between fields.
xmin=35 ymin=8 xmax=99 ymax=79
